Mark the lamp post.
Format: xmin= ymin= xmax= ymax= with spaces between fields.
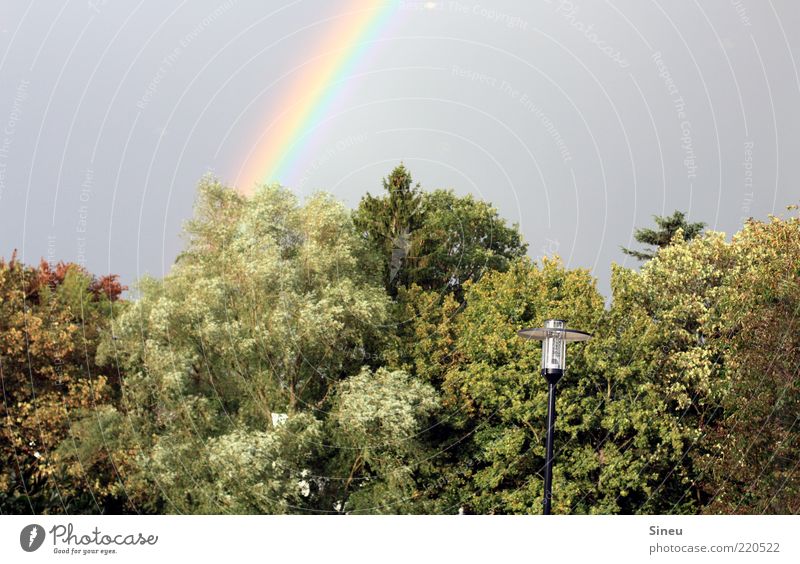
xmin=518 ymin=319 xmax=592 ymax=515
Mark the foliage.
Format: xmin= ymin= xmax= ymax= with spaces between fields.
xmin=428 ymin=257 xmax=612 ymax=513
xmin=398 ymin=210 xmax=800 ymax=514
xmin=4 ymin=166 xmax=800 ymax=516
xmin=696 ymin=215 xmax=800 ymax=514
xmin=324 ymin=367 xmax=439 ymax=513
xmin=353 ymin=164 xmax=425 ymax=296
xmin=73 ymin=177 xmax=442 ymax=514
xmin=354 ymin=165 xmax=527 ymax=297
xmin=589 ymin=230 xmax=735 ymax=514
xmin=0 ymin=255 xmax=126 ymax=514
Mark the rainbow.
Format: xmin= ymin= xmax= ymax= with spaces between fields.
xmin=237 ymin=1 xmax=401 ymax=193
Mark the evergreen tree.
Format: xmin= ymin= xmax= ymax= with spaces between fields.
xmin=353 ymin=164 xmax=425 ymax=296
xmin=621 ymin=210 xmax=705 ymax=261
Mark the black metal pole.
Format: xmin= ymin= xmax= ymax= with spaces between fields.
xmin=543 ymin=380 xmax=557 ymax=515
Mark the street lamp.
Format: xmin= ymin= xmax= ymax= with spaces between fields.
xmin=518 ymin=319 xmax=592 ymax=515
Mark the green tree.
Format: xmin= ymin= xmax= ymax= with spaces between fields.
xmin=596 ymin=231 xmax=735 ymax=514
xmin=354 ymin=165 xmax=527 ymax=297
xmin=428 ymin=257 xmax=610 ymax=514
xmin=696 ymin=213 xmax=800 ymax=514
xmin=406 ymin=242 xmax=735 ymax=514
xmin=609 ymin=214 xmax=800 ymax=514
xmin=96 ymin=178 xmax=390 ymax=512
xmin=621 ymin=210 xmax=705 ymax=261
xmin=75 ymin=177 xmax=439 ymax=514
xmin=356 ymin=166 xmax=529 ymax=417
xmin=353 ymin=164 xmax=425 ymax=296
xmin=323 ymin=367 xmax=439 ymax=514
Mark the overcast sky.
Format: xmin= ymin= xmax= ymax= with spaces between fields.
xmin=1 ymin=1 xmax=798 ymax=298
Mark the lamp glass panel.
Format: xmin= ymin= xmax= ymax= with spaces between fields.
xmin=541 ymin=319 xmax=567 ymax=371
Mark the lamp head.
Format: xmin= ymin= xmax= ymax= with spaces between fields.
xmin=517 ymin=319 xmax=592 ymax=384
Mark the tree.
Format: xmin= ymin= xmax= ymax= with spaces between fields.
xmin=423 ymin=257 xmax=611 ymax=514
xmin=353 ymin=164 xmax=425 ymax=296
xmin=409 ymin=189 xmax=528 ymax=296
xmin=621 ymin=210 xmax=705 ymax=261
xmin=599 ymin=214 xmax=800 ymax=514
xmin=355 ymin=166 xmax=529 ymax=425
xmin=403 ymin=242 xmax=735 ymax=514
xmin=597 ymin=231 xmax=735 ymax=514
xmin=354 ymin=165 xmax=527 ymax=297
xmin=612 ymin=212 xmax=800 ymax=514
xmin=695 ymin=213 xmax=800 ymax=514
xmin=80 ymin=177 xmax=441 ymax=514
xmin=323 ymin=367 xmax=439 ymax=514
xmin=0 ymin=255 xmax=126 ymax=514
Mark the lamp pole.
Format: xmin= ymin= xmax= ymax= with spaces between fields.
xmin=543 ymin=376 xmax=557 ymax=515
xmin=518 ymin=319 xmax=592 ymax=515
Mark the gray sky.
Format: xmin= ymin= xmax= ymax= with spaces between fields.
xmin=1 ymin=1 xmax=798 ymax=298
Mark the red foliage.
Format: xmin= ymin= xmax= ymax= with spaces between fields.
xmin=90 ymin=274 xmax=126 ymax=301
xmin=1 ymin=250 xmax=127 ymax=303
